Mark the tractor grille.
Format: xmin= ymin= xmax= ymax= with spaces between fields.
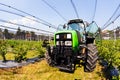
xmin=55 ymin=33 xmax=72 ymax=46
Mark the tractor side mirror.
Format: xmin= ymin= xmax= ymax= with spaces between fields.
xmin=63 ymin=24 xmax=67 ymax=29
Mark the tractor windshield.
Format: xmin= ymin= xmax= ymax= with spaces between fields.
xmin=68 ymin=23 xmax=84 ymax=33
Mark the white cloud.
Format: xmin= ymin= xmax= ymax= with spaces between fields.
xmin=9 ymin=19 xmax=18 ymax=23
xmin=3 ymin=16 xmax=36 ymax=27
xmin=2 ymin=16 xmax=53 ymax=33
xmin=4 ymin=23 xmax=12 ymax=27
xmin=20 ymin=16 xmax=36 ymax=25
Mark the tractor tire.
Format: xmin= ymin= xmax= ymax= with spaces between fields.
xmin=45 ymin=46 xmax=53 ymax=66
xmin=84 ymin=44 xmax=98 ymax=72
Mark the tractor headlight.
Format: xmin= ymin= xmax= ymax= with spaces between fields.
xmin=56 ymin=41 xmax=59 ymax=45
xmin=65 ymin=41 xmax=72 ymax=46
xmin=67 ymin=34 xmax=71 ymax=39
xmin=56 ymin=35 xmax=59 ymax=39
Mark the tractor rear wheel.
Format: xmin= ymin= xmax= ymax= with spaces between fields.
xmin=84 ymin=44 xmax=98 ymax=72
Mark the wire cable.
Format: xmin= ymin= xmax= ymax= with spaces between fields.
xmin=42 ymin=0 xmax=67 ymax=21
xmin=102 ymin=14 xmax=120 ymax=30
xmin=0 ymin=25 xmax=53 ymax=35
xmin=92 ymin=0 xmax=97 ymax=21
xmin=70 ymin=0 xmax=79 ymax=19
xmin=0 ymin=9 xmax=57 ymax=29
xmin=0 ymin=25 xmax=17 ymax=30
xmin=0 ymin=2 xmax=57 ymax=29
xmin=0 ymin=19 xmax=54 ymax=33
xmin=102 ymin=4 xmax=120 ymax=28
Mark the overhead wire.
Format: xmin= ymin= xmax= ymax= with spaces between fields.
xmin=102 ymin=14 xmax=120 ymax=30
xmin=102 ymin=4 xmax=120 ymax=28
xmin=0 ymin=19 xmax=54 ymax=33
xmin=70 ymin=0 xmax=79 ymax=19
xmin=0 ymin=9 xmax=57 ymax=29
xmin=92 ymin=0 xmax=97 ymax=22
xmin=0 ymin=25 xmax=17 ymax=30
xmin=42 ymin=0 xmax=67 ymax=21
xmin=0 ymin=25 xmax=53 ymax=35
xmin=0 ymin=2 xmax=57 ymax=29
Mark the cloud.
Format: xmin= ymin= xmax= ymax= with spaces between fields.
xmin=9 ymin=19 xmax=18 ymax=23
xmin=3 ymin=16 xmax=36 ymax=27
xmin=20 ymin=16 xmax=36 ymax=25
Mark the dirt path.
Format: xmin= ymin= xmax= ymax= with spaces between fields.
xmin=0 ymin=59 xmax=105 ymax=80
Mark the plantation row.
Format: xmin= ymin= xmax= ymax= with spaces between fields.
xmin=97 ymin=40 xmax=120 ymax=68
xmin=97 ymin=39 xmax=120 ymax=78
xmin=0 ymin=39 xmax=120 ymax=69
xmin=0 ymin=40 xmax=46 ymax=62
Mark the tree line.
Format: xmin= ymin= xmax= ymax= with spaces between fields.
xmin=0 ymin=27 xmax=52 ymax=41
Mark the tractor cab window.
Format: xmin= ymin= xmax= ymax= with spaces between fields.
xmin=68 ymin=23 xmax=84 ymax=33
xmin=68 ymin=23 xmax=85 ymax=41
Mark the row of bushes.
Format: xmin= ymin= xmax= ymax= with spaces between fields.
xmin=97 ymin=39 xmax=120 ymax=79
xmin=0 ymin=40 xmax=46 ymax=62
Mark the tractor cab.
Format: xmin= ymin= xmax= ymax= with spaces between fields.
xmin=57 ymin=19 xmax=99 ymax=44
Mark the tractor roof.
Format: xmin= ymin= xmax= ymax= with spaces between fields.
xmin=68 ymin=19 xmax=83 ymax=24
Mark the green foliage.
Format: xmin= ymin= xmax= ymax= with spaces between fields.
xmin=97 ymin=40 xmax=120 ymax=70
xmin=0 ymin=40 xmax=48 ymax=62
xmin=34 ymin=42 xmax=46 ymax=58
xmin=13 ymin=44 xmax=29 ymax=62
xmin=0 ymin=39 xmax=54 ymax=63
xmin=0 ymin=40 xmax=8 ymax=62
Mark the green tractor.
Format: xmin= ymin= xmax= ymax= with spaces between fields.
xmin=45 ymin=19 xmax=99 ymax=72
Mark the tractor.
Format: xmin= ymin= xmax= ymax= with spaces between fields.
xmin=45 ymin=19 xmax=99 ymax=72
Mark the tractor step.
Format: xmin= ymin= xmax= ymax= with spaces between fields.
xmin=55 ymin=66 xmax=72 ymax=71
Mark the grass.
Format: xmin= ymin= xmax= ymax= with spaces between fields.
xmin=0 ymin=59 xmax=105 ymax=80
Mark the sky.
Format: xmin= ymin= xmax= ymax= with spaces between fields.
xmin=0 ymin=0 xmax=119 ymax=35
